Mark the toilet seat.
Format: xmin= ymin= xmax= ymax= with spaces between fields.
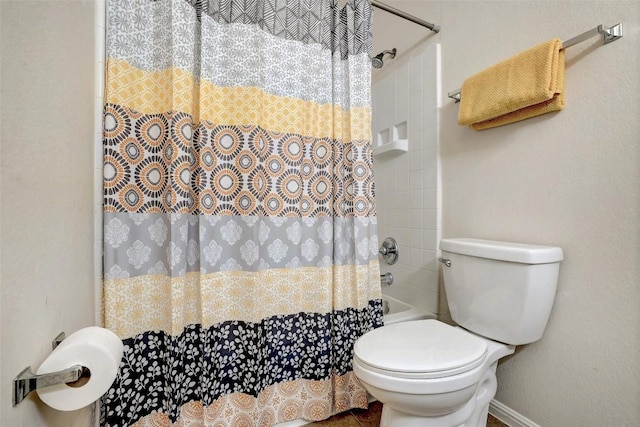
xmin=354 ymin=319 xmax=488 ymax=379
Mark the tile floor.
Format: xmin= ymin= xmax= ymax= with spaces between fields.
xmin=303 ymin=401 xmax=508 ymax=426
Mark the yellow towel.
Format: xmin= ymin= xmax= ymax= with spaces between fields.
xmin=458 ymin=38 xmax=565 ymax=131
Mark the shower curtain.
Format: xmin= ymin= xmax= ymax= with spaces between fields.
xmin=101 ymin=0 xmax=381 ymax=425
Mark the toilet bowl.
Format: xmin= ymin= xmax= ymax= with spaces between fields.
xmin=353 ymin=238 xmax=563 ymax=427
xmin=353 ymin=320 xmax=515 ymax=427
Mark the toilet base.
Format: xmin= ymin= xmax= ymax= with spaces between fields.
xmin=380 ymin=399 xmax=475 ymax=427
xmin=377 ymin=361 xmax=499 ymax=427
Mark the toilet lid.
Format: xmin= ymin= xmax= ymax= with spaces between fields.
xmin=354 ymin=320 xmax=488 ymax=379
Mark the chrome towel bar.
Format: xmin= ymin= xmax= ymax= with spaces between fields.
xmin=448 ymin=23 xmax=623 ymax=103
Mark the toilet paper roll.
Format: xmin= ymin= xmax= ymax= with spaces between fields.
xmin=36 ymin=327 xmax=123 ymax=411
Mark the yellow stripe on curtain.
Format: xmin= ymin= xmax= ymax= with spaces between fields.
xmin=104 ymin=261 xmax=380 ymax=340
xmin=105 ymin=59 xmax=371 ymax=141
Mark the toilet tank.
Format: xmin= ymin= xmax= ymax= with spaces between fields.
xmin=440 ymin=238 xmax=563 ymax=345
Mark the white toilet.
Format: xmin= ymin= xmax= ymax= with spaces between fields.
xmin=353 ymin=238 xmax=563 ymax=427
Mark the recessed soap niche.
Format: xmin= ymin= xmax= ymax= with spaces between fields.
xmin=373 ymin=121 xmax=408 ymax=157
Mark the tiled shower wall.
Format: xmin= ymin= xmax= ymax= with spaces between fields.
xmin=372 ymin=43 xmax=441 ymax=315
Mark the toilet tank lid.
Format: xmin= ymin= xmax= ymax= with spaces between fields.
xmin=440 ymin=238 xmax=563 ymax=264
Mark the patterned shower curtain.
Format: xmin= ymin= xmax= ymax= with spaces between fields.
xmin=101 ymin=0 xmax=381 ymax=425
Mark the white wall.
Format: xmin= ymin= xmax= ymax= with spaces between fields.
xmin=0 ymin=2 xmax=97 ymax=425
xmin=376 ymin=1 xmax=639 ymax=425
xmin=372 ymin=43 xmax=441 ymax=315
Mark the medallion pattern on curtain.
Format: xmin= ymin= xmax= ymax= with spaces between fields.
xmin=102 ymin=0 xmax=382 ymax=425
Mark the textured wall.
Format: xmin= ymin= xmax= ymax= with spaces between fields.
xmin=439 ymin=2 xmax=639 ymax=425
xmin=375 ymin=1 xmax=639 ymax=425
xmin=0 ymin=2 xmax=97 ymax=425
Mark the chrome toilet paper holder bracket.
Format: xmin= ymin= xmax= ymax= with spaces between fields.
xmin=12 ymin=331 xmax=87 ymax=407
xmin=52 ymin=331 xmax=66 ymax=350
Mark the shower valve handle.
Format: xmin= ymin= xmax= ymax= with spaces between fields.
xmin=378 ymin=237 xmax=399 ymax=265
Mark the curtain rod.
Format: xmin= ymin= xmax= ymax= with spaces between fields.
xmin=447 ymin=23 xmax=623 ymax=103
xmin=371 ymin=1 xmax=440 ymax=33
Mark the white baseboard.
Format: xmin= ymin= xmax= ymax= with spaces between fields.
xmin=275 ymin=398 xmax=537 ymax=427
xmin=489 ymin=399 xmax=541 ymax=427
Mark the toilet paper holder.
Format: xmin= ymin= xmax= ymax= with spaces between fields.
xmin=12 ymin=332 xmax=89 ymax=407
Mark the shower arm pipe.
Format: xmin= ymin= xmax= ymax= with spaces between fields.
xmin=371 ymin=1 xmax=440 ymax=33
xmin=447 ymin=23 xmax=623 ymax=102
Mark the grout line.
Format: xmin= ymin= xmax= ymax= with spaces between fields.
xmin=347 ymin=411 xmax=364 ymax=427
